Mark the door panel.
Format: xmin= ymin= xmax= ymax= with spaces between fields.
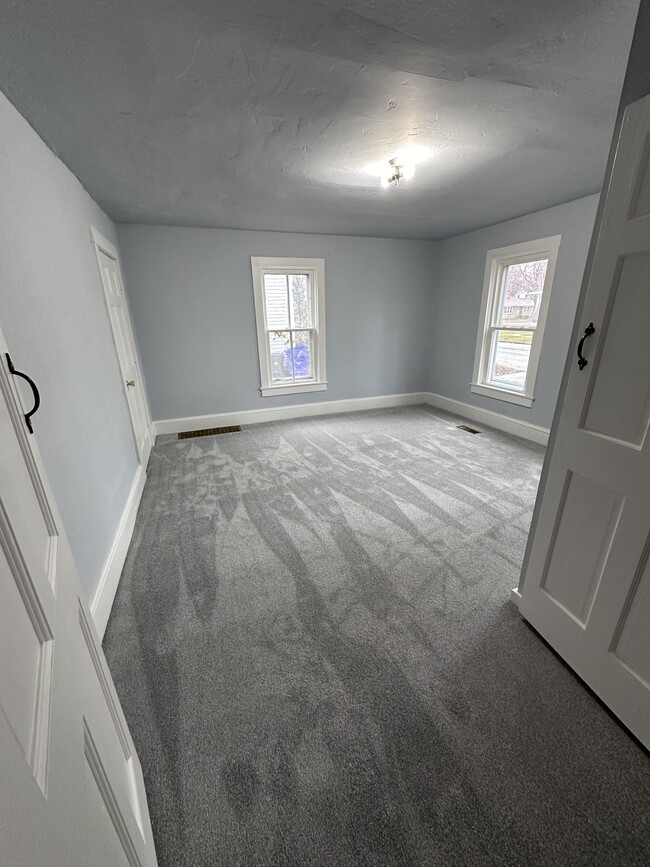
xmin=613 ymin=543 xmax=650 ymax=686
xmin=520 ymin=94 xmax=650 ymax=750
xmin=629 ymin=132 xmax=650 ymax=219
xmin=0 ymin=542 xmax=44 ymax=759
xmin=0 ymin=369 xmax=58 ymax=594
xmin=0 ymin=393 xmax=55 ymax=793
xmin=83 ymin=719 xmax=145 ymax=867
xmin=541 ymin=472 xmax=623 ymax=625
xmin=83 ymin=757 xmax=135 ymax=867
xmin=79 ymin=603 xmax=148 ymax=848
xmin=0 ymin=327 xmax=157 ymax=865
xmin=581 ymin=251 xmax=650 ymax=445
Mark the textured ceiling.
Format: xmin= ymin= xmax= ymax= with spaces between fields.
xmin=0 ymin=0 xmax=639 ymax=239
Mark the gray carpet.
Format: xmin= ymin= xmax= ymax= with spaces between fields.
xmin=104 ymin=405 xmax=650 ymax=866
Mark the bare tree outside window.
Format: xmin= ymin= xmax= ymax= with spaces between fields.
xmin=502 ymin=259 xmax=548 ymax=324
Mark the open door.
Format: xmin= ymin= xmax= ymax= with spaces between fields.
xmin=91 ymin=227 xmax=153 ymax=470
xmin=520 ymin=94 xmax=650 ymax=751
xmin=0 ymin=324 xmax=157 ymax=865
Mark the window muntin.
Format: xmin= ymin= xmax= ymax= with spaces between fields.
xmin=251 ymin=258 xmax=326 ymax=397
xmin=472 ymin=237 xmax=561 ymax=407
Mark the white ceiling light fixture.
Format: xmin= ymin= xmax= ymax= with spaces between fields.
xmin=380 ymin=158 xmax=414 ymax=189
xmin=365 ymin=144 xmax=432 ymax=190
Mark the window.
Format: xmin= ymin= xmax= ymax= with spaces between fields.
xmin=251 ymin=257 xmax=326 ymax=397
xmin=471 ymin=235 xmax=561 ymax=407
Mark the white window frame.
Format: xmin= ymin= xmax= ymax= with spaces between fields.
xmin=251 ymin=256 xmax=327 ymax=397
xmin=471 ymin=235 xmax=561 ymax=408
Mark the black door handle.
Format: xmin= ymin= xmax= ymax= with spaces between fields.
xmin=577 ymin=322 xmax=595 ymax=370
xmin=6 ymin=353 xmax=41 ymax=434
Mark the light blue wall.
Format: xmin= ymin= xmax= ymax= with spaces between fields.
xmin=118 ymin=199 xmax=597 ymax=430
xmin=0 ymin=91 xmax=139 ymax=600
xmin=428 ymin=195 xmax=599 ymax=429
xmin=116 ymin=225 xmax=436 ymax=421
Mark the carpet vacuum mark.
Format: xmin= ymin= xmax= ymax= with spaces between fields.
xmin=104 ymin=406 xmax=650 ymax=866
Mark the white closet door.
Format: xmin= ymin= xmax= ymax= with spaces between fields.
xmin=0 ymin=328 xmax=158 ymax=866
xmin=94 ymin=235 xmax=152 ymax=469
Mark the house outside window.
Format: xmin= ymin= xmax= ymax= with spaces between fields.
xmin=251 ymin=257 xmax=327 ymax=397
xmin=471 ymin=235 xmax=561 ymax=408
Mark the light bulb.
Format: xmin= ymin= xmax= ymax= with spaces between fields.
xmin=401 ymin=163 xmax=415 ymax=181
xmin=381 ymin=175 xmax=392 ymax=189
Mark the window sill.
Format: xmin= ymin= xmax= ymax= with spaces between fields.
xmin=470 ymin=383 xmax=534 ymax=408
xmin=261 ymin=382 xmax=328 ymax=398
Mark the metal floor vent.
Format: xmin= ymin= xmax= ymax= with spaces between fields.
xmin=457 ymin=424 xmax=482 ymax=435
xmin=178 ymin=425 xmax=242 ymax=440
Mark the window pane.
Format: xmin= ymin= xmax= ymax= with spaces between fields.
xmin=487 ymin=330 xmax=532 ymax=391
xmin=268 ymin=330 xmax=292 ymax=382
xmin=264 ymin=274 xmax=289 ymax=329
xmin=289 ymin=274 xmax=311 ymax=328
xmin=292 ymin=330 xmax=313 ymax=380
xmin=498 ymin=259 xmax=548 ymax=327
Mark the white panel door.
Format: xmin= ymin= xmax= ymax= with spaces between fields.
xmin=0 ymin=329 xmax=158 ymax=866
xmin=94 ymin=239 xmax=152 ymax=468
xmin=520 ymin=93 xmax=650 ymax=750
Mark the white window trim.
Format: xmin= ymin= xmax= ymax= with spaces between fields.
xmin=251 ymin=256 xmax=327 ymax=397
xmin=470 ymin=235 xmax=561 ymax=408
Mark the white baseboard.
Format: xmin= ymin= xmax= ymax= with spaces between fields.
xmin=154 ymin=390 xmax=549 ymax=445
xmin=91 ymin=465 xmax=146 ymax=639
xmin=510 ymin=587 xmax=522 ymax=607
xmin=154 ymin=392 xmax=429 ymax=436
xmin=422 ymin=392 xmax=549 ymax=445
